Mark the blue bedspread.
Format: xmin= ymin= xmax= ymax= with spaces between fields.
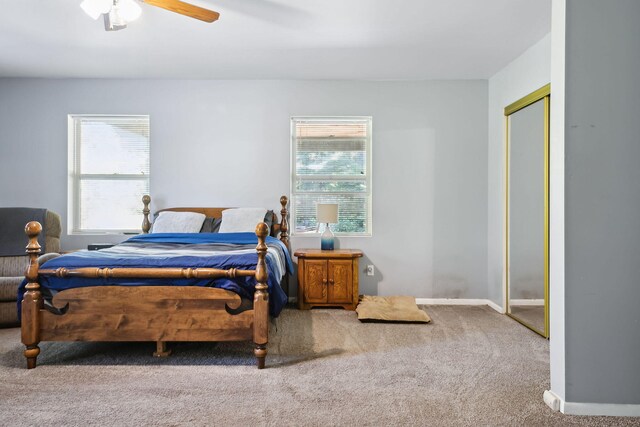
xmin=18 ymin=233 xmax=292 ymax=317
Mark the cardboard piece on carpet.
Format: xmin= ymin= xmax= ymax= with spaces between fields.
xmin=356 ymin=295 xmax=431 ymax=323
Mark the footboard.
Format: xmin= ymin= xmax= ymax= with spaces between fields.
xmin=40 ymin=286 xmax=254 ymax=342
xmin=20 ymin=222 xmax=271 ymax=369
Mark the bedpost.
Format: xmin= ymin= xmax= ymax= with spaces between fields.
xmin=279 ymin=195 xmax=289 ymax=250
xmin=22 ymin=221 xmax=42 ymax=369
xmin=142 ymin=195 xmax=151 ymax=234
xmin=253 ymin=222 xmax=270 ymax=369
xmin=278 ymin=195 xmax=291 ymax=296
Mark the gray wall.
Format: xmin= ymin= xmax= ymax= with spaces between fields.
xmin=564 ymin=0 xmax=640 ymax=404
xmin=0 ymin=78 xmax=488 ymax=299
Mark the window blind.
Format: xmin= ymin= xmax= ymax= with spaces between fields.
xmin=69 ymin=115 xmax=150 ymax=233
xmin=291 ymin=117 xmax=372 ymax=235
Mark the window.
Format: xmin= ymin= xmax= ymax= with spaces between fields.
xmin=68 ymin=115 xmax=150 ymax=234
xmin=291 ymin=117 xmax=372 ymax=236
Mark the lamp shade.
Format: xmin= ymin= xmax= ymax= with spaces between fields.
xmin=317 ymin=204 xmax=338 ymax=224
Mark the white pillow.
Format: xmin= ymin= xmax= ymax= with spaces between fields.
xmin=219 ymin=208 xmax=268 ymax=233
xmin=152 ymin=211 xmax=206 ymax=233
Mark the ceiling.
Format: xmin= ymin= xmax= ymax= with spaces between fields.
xmin=0 ymin=0 xmax=551 ymax=80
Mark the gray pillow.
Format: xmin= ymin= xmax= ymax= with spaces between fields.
xmin=200 ymin=217 xmax=216 ymax=233
xmin=211 ymin=218 xmax=222 ymax=233
xmin=263 ymin=210 xmax=275 ymax=230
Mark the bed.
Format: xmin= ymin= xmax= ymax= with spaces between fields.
xmin=19 ymin=195 xmax=291 ymax=369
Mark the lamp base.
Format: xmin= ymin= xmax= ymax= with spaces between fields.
xmin=320 ymin=224 xmax=335 ymax=250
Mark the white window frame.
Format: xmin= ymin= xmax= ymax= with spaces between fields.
xmin=67 ymin=114 xmax=150 ymax=235
xmin=290 ymin=116 xmax=373 ymax=237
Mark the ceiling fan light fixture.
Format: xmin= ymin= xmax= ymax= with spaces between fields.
xmin=118 ymin=0 xmax=142 ymax=22
xmin=80 ymin=0 xmax=113 ymax=20
xmin=104 ymin=5 xmax=128 ymax=31
xmin=83 ymin=0 xmax=219 ymax=31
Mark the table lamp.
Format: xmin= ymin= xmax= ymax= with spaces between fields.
xmin=317 ymin=203 xmax=338 ymax=250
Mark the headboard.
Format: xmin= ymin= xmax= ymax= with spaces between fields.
xmin=140 ymin=195 xmax=289 ymax=248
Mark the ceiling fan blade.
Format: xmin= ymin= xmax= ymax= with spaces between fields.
xmin=143 ymin=0 xmax=220 ymax=23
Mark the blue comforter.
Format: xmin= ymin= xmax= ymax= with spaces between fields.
xmin=18 ymin=233 xmax=292 ymax=317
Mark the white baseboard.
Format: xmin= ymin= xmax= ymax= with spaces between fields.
xmin=291 ymin=296 xmax=507 ymax=312
xmin=543 ymin=390 xmax=561 ymax=411
xmin=289 ymin=296 xmax=503 ymax=311
xmin=415 ymin=298 xmax=505 ymax=313
xmin=486 ymin=299 xmax=505 ymax=313
xmin=415 ymin=298 xmax=486 ymax=305
xmin=510 ymin=299 xmax=544 ymax=306
xmin=544 ymin=390 xmax=640 ymax=416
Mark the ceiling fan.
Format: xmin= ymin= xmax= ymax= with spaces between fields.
xmin=80 ymin=0 xmax=220 ymax=31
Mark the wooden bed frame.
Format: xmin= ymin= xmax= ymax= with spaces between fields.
xmin=21 ymin=195 xmax=290 ymax=369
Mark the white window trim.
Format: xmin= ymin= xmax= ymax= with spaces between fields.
xmin=290 ymin=116 xmax=373 ymax=237
xmin=67 ymin=114 xmax=150 ymax=235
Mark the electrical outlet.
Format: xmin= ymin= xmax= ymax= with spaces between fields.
xmin=366 ymin=265 xmax=374 ymax=276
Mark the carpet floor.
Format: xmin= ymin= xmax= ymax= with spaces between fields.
xmin=0 ymin=305 xmax=638 ymax=426
xmin=510 ymin=305 xmax=545 ymax=333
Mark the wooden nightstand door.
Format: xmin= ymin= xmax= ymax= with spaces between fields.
xmin=327 ymin=260 xmax=353 ymax=304
xmin=303 ymin=259 xmax=328 ymax=304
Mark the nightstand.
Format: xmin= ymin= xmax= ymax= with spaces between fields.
xmin=294 ymin=249 xmax=363 ymax=310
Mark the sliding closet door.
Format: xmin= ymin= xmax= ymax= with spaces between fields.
xmin=505 ymin=85 xmax=550 ymax=338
